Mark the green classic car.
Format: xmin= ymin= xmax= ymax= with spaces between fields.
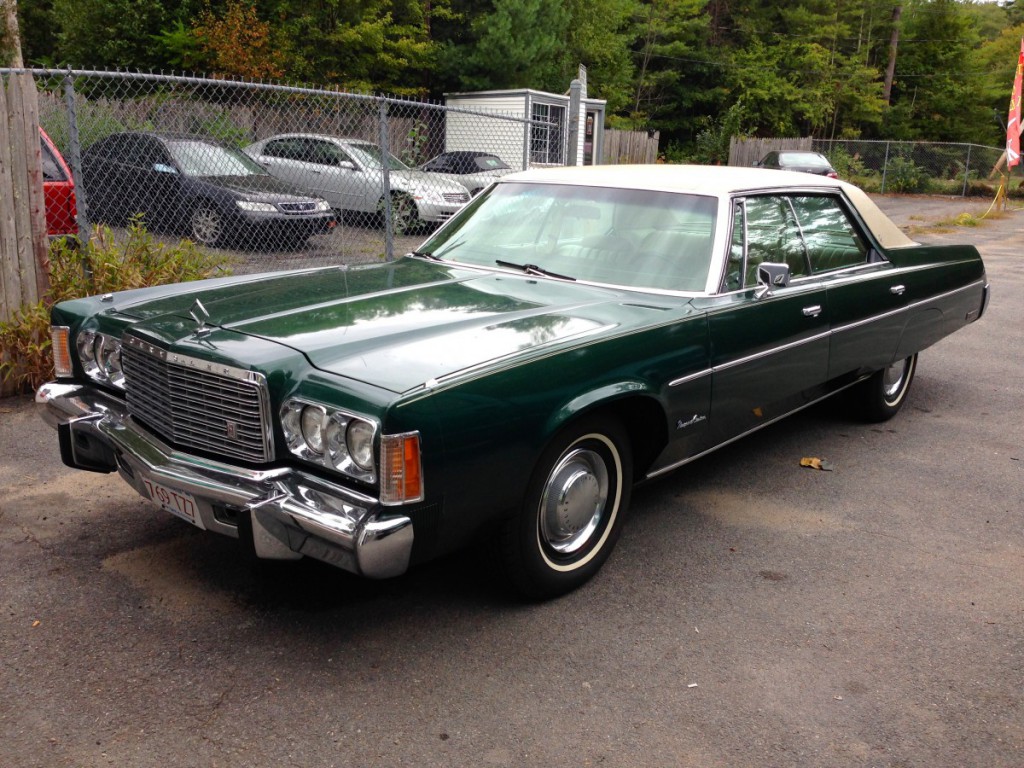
xmin=37 ymin=165 xmax=989 ymax=598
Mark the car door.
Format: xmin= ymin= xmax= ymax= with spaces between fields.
xmin=304 ymin=139 xmax=368 ymax=211
xmin=132 ymin=136 xmax=183 ymax=224
xmin=254 ymin=137 xmax=317 ymax=191
xmin=788 ymin=194 xmax=909 ymax=379
xmin=699 ymin=195 xmax=830 ymax=446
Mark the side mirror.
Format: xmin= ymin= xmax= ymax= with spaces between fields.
xmin=755 ymin=262 xmax=790 ymax=298
xmin=338 ymin=160 xmax=355 ymax=171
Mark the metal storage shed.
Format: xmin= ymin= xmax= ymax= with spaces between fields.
xmin=444 ymin=82 xmax=606 ymax=171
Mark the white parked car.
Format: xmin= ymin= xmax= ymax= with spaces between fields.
xmin=245 ymin=134 xmax=471 ymax=232
xmin=418 ymin=151 xmax=516 ymax=196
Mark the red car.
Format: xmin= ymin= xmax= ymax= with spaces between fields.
xmin=40 ymin=128 xmax=78 ymax=238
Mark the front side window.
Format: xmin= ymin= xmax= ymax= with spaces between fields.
xmin=743 ymin=196 xmax=808 ymax=284
xmin=40 ymin=139 xmax=66 ymax=181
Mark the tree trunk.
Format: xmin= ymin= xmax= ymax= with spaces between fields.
xmin=882 ymin=5 xmax=902 ymax=105
xmin=2 ymin=0 xmax=25 ymax=67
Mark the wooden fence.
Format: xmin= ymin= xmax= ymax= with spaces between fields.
xmin=1 ymin=72 xmax=48 ymax=395
xmin=603 ymin=129 xmax=660 ymax=164
xmin=728 ymin=136 xmax=812 ymax=167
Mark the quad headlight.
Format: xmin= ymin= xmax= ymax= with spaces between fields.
xmin=281 ymin=399 xmax=378 ymax=483
xmin=76 ymin=330 xmax=126 ymax=390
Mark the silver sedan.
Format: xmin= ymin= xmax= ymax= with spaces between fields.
xmin=245 ymin=134 xmax=471 ymax=232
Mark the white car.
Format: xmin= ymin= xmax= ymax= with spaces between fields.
xmin=245 ymin=134 xmax=471 ymax=232
xmin=418 ymin=151 xmax=516 ymax=196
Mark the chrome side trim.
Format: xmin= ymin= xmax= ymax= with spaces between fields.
xmin=645 ymin=374 xmax=870 ymax=480
xmin=713 ymin=329 xmax=830 ymax=374
xmin=668 ymin=368 xmax=712 ymax=388
xmin=832 ymin=278 xmax=985 ymax=336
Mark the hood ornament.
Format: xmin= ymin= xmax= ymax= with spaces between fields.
xmin=190 ymin=299 xmax=212 ymax=338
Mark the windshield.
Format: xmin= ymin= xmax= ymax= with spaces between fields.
xmin=167 ymin=141 xmax=268 ymax=177
xmin=420 ymin=182 xmax=718 ymax=293
xmin=345 ymin=143 xmax=409 ymax=171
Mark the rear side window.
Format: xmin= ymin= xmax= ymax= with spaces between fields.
xmin=789 ymin=196 xmax=868 ymax=273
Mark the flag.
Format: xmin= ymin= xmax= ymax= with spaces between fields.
xmin=1008 ymin=37 xmax=1024 ymax=168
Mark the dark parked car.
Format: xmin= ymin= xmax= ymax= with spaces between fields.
xmin=756 ymin=150 xmax=839 ymax=178
xmin=419 ymin=151 xmax=515 ymax=196
xmin=41 ymin=128 xmax=78 ymax=238
xmin=37 ymin=165 xmax=988 ymax=599
xmin=82 ymin=133 xmax=335 ymax=248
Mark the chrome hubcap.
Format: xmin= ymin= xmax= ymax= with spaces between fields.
xmin=540 ymin=448 xmax=609 ymax=555
xmin=882 ymin=358 xmax=909 ymax=400
xmin=192 ymin=209 xmax=221 ymax=243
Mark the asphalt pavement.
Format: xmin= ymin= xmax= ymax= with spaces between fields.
xmin=1 ymin=193 xmax=1021 ymax=767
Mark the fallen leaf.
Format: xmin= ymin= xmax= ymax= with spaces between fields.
xmin=800 ymin=457 xmax=834 ymax=471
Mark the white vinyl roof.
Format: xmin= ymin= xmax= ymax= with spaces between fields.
xmin=500 ymin=164 xmax=915 ymax=249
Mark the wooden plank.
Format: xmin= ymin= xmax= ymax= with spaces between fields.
xmin=0 ymin=77 xmax=20 ymax=322
xmin=15 ymin=73 xmax=49 ymax=300
xmin=6 ymin=73 xmax=38 ymax=310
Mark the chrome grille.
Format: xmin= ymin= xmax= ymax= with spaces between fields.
xmin=121 ymin=335 xmax=273 ymax=463
xmin=279 ymin=201 xmax=318 ymax=213
xmin=442 ymin=192 xmax=470 ymax=204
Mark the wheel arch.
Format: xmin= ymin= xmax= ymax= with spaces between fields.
xmin=544 ymin=384 xmax=669 ymax=481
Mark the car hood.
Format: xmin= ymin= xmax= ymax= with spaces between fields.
xmin=197 ymin=174 xmax=321 ymax=202
xmin=392 ymin=169 xmax=470 ymax=195
xmin=112 ymin=258 xmax=686 ymax=394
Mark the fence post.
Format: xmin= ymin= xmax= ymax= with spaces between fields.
xmin=567 ymin=79 xmax=582 ymax=166
xmin=62 ymin=69 xmax=91 ymax=243
xmin=881 ymin=141 xmax=891 ymax=194
xmin=377 ymin=98 xmax=394 ymax=262
xmin=961 ymin=145 xmax=972 ymax=198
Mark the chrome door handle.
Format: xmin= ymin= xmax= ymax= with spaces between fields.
xmin=802 ymin=305 xmax=823 ymax=317
xmin=890 ymin=284 xmax=906 ymax=295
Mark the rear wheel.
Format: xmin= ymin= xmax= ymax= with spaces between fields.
xmin=499 ymin=416 xmax=632 ymax=599
xmin=853 ymin=353 xmax=918 ymax=422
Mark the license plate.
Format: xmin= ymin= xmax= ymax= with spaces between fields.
xmin=142 ymin=478 xmax=205 ymax=530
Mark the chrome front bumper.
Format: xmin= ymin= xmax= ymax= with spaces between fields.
xmin=36 ymin=381 xmax=413 ymax=578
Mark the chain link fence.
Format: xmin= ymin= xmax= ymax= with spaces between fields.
xmin=11 ymin=69 xmax=555 ymax=274
xmin=811 ymin=139 xmax=1017 ymax=197
xmin=731 ymin=136 xmax=1020 ymax=197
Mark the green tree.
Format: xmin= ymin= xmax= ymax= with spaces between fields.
xmin=51 ymin=0 xmax=168 ymax=69
xmin=885 ymin=0 xmax=981 ymax=141
xmin=454 ymin=0 xmax=569 ymax=92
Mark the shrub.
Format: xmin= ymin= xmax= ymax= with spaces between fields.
xmin=882 ymin=156 xmax=927 ymax=194
xmin=0 ymin=218 xmax=230 ymax=393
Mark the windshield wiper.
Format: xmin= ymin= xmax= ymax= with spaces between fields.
xmin=411 ymin=250 xmax=443 ymax=261
xmin=495 ymin=260 xmax=575 ymax=281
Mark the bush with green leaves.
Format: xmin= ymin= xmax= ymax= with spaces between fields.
xmin=882 ymin=156 xmax=928 ymax=194
xmin=1 ymin=218 xmax=230 ymax=394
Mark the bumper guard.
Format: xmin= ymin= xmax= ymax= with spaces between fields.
xmin=36 ymin=381 xmax=413 ymax=578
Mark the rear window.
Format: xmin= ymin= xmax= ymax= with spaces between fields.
xmin=780 ymin=152 xmax=831 ymax=168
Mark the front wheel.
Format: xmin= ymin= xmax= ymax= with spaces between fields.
xmin=189 ymin=204 xmax=224 ymax=246
xmin=852 ymin=353 xmax=918 ymax=422
xmin=499 ymin=416 xmax=632 ymax=599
